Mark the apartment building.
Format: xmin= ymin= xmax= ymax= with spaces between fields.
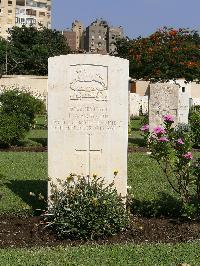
xmin=0 ymin=0 xmax=51 ymax=39
xmin=72 ymin=20 xmax=84 ymax=50
xmin=85 ymin=19 xmax=108 ymax=54
xmin=85 ymin=19 xmax=124 ymax=54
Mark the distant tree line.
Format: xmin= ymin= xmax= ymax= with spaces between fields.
xmin=0 ymin=26 xmax=71 ymax=76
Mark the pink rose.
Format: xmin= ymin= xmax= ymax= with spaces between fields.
xmin=182 ymin=152 xmax=193 ymax=160
xmin=158 ymin=137 xmax=169 ymax=142
xmin=153 ymin=126 xmax=166 ymax=135
xmin=140 ymin=124 xmax=149 ymax=132
xmin=163 ymin=114 xmax=174 ymax=123
xmin=177 ymin=138 xmax=184 ymax=145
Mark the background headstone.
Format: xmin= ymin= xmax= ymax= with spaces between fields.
xmin=48 ymin=54 xmax=129 ymax=198
xmin=149 ymin=82 xmax=190 ymax=129
xmin=129 ymin=93 xmax=140 ymax=117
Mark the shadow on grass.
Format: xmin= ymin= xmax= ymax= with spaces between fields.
xmin=29 ymin=138 xmax=47 ymax=147
xmin=6 ymin=180 xmax=47 ymax=214
xmin=130 ymin=192 xmax=182 ymax=218
xmin=128 ymin=137 xmax=145 ymax=147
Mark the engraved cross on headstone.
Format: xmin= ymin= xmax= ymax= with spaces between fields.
xmin=75 ymin=134 xmax=102 ymax=176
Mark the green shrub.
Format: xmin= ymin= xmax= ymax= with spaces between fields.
xmin=0 ymin=113 xmax=27 ymax=147
xmin=0 ymin=88 xmax=46 ymax=146
xmin=0 ymin=89 xmax=46 ymax=128
xmin=189 ymin=106 xmax=200 ymax=148
xmin=46 ymin=175 xmax=129 ymax=240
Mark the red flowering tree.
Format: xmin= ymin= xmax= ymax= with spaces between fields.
xmin=115 ymin=27 xmax=200 ymax=82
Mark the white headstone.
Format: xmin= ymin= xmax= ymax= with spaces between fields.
xmin=48 ymin=54 xmax=129 ymax=199
xmin=140 ymin=95 xmax=148 ymax=115
xmin=149 ymin=82 xmax=189 ymax=129
xmin=129 ymin=93 xmax=140 ymax=117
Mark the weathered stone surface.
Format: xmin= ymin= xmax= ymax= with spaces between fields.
xmin=48 ymin=54 xmax=129 ymax=198
xmin=149 ymin=82 xmax=190 ymax=129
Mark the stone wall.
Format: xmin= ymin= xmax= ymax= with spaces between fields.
xmin=0 ymin=75 xmax=48 ymax=105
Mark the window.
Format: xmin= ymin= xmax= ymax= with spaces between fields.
xmin=16 ymin=0 xmax=25 ymax=6
xmin=182 ymin=87 xmax=185 ymax=93
xmin=8 ymin=9 xmax=12 ymax=14
xmin=7 ymin=18 xmax=12 ymax=24
xmin=8 ymin=0 xmax=12 ymax=5
xmin=39 ymin=11 xmax=45 ymax=17
xmin=26 ymin=9 xmax=36 ymax=16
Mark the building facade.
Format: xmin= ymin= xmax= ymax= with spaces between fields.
xmin=72 ymin=20 xmax=84 ymax=50
xmin=63 ymin=30 xmax=76 ymax=51
xmin=85 ymin=19 xmax=108 ymax=54
xmin=85 ymin=19 xmax=124 ymax=54
xmin=0 ymin=0 xmax=51 ymax=39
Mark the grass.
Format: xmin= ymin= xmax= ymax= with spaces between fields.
xmin=128 ymin=116 xmax=146 ymax=147
xmin=0 ymin=151 xmax=199 ymax=216
xmin=0 ymin=243 xmax=200 ymax=265
xmin=0 ymin=152 xmax=47 ymax=215
xmin=23 ymin=115 xmax=47 ymax=147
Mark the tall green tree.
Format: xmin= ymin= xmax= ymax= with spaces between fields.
xmin=116 ymin=27 xmax=200 ymax=82
xmin=3 ymin=26 xmax=71 ymax=75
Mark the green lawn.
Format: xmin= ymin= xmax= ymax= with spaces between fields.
xmin=0 ymin=243 xmax=200 ymax=265
xmin=0 ymin=152 xmax=47 ymax=215
xmin=0 ymin=151 xmax=199 ymax=264
xmin=0 ymin=151 xmax=199 ymax=216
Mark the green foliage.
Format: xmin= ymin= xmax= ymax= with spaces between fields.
xmin=189 ymin=106 xmax=200 ymax=148
xmin=141 ymin=115 xmax=200 ymax=218
xmin=1 ymin=26 xmax=71 ymax=75
xmin=46 ymin=175 xmax=129 ymax=240
xmin=0 ymin=114 xmax=26 ymax=147
xmin=0 ymin=89 xmax=45 ymax=146
xmin=116 ymin=27 xmax=200 ymax=82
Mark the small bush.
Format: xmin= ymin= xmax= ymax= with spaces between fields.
xmin=0 ymin=89 xmax=46 ymax=128
xmin=189 ymin=106 xmax=200 ymax=148
xmin=46 ymin=175 xmax=129 ymax=240
xmin=0 ymin=88 xmax=46 ymax=146
xmin=0 ymin=113 xmax=27 ymax=147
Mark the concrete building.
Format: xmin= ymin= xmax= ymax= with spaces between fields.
xmin=85 ymin=19 xmax=108 ymax=54
xmin=108 ymin=26 xmax=123 ymax=54
xmin=85 ymin=19 xmax=124 ymax=54
xmin=63 ymin=30 xmax=76 ymax=51
xmin=0 ymin=0 xmax=51 ymax=39
xmin=72 ymin=20 xmax=84 ymax=50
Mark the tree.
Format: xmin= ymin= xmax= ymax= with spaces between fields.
xmin=2 ymin=26 xmax=71 ymax=76
xmin=0 ymin=38 xmax=8 ymax=77
xmin=116 ymin=27 xmax=200 ymax=82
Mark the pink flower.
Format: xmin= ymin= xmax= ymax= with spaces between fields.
xmin=177 ymin=138 xmax=184 ymax=145
xmin=182 ymin=152 xmax=193 ymax=160
xmin=153 ymin=126 xmax=166 ymax=135
xmin=140 ymin=124 xmax=149 ymax=132
xmin=163 ymin=114 xmax=174 ymax=123
xmin=158 ymin=137 xmax=169 ymax=142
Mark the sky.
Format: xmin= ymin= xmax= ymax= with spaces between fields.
xmin=52 ymin=0 xmax=200 ymax=38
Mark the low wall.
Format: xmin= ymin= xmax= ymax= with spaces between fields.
xmin=0 ymin=75 xmax=48 ymax=103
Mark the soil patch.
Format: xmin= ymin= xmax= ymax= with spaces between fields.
xmin=0 ymin=215 xmax=200 ymax=248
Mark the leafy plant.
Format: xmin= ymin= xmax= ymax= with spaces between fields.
xmin=141 ymin=115 xmax=200 ymax=218
xmin=0 ymin=88 xmax=46 ymax=146
xmin=189 ymin=106 xmax=200 ymax=148
xmin=116 ymin=27 xmax=200 ymax=82
xmin=45 ymin=174 xmax=129 ymax=240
